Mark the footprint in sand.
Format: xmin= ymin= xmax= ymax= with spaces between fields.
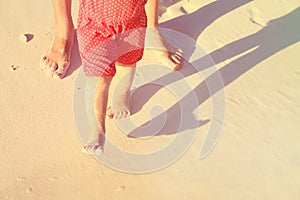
xmin=49 ymin=176 xmax=58 ymax=181
xmin=248 ymin=7 xmax=267 ymax=27
xmin=98 ymin=171 xmax=104 ymax=176
xmin=16 ymin=176 xmax=26 ymax=181
xmin=116 ymin=185 xmax=126 ymax=192
xmin=25 ymin=187 xmax=33 ymax=193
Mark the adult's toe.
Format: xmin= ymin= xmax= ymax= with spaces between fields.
xmin=53 ymin=63 xmax=69 ymax=79
xmin=46 ymin=62 xmax=58 ymax=76
xmin=162 ymin=56 xmax=179 ymax=71
xmin=171 ymin=53 xmax=182 ymax=64
xmin=40 ymin=56 xmax=48 ymax=70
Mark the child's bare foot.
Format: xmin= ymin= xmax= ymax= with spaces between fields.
xmin=108 ymin=91 xmax=131 ymax=119
xmin=107 ymin=65 xmax=135 ymax=119
xmin=40 ymin=26 xmax=74 ymax=79
xmin=83 ymin=128 xmax=106 ymax=154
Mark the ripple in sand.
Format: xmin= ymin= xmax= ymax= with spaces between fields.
xmin=16 ymin=176 xmax=26 ymax=181
xmin=49 ymin=176 xmax=58 ymax=181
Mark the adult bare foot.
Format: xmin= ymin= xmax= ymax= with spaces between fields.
xmin=155 ymin=46 xmax=183 ymax=71
xmin=148 ymin=28 xmax=183 ymax=71
xmin=40 ymin=26 xmax=74 ymax=79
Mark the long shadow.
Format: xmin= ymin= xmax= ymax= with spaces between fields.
xmin=158 ymin=0 xmax=182 ymax=17
xmin=131 ymin=0 xmax=253 ymax=110
xmin=129 ymin=6 xmax=300 ymax=137
xmin=160 ymin=0 xmax=253 ymax=41
xmin=128 ymin=0 xmax=253 ymax=136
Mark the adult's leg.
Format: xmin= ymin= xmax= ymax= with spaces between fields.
xmin=40 ymin=0 xmax=74 ymax=79
xmin=145 ymin=0 xmax=183 ymax=71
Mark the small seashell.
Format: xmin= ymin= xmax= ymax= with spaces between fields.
xmin=20 ymin=33 xmax=34 ymax=43
xmin=17 ymin=176 xmax=26 ymax=181
xmin=20 ymin=34 xmax=29 ymax=43
xmin=10 ymin=65 xmax=18 ymax=71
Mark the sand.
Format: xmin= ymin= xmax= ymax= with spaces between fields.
xmin=1 ymin=0 xmax=300 ymax=199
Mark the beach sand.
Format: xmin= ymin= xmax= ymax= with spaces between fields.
xmin=1 ymin=0 xmax=300 ymax=199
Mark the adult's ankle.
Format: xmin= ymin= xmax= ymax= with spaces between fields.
xmin=54 ymin=23 xmax=74 ymax=37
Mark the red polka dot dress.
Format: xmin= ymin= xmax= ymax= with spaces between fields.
xmin=77 ymin=0 xmax=148 ymax=77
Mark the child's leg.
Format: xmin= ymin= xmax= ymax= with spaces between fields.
xmin=84 ymin=76 xmax=113 ymax=152
xmin=40 ymin=0 xmax=74 ymax=79
xmin=94 ymin=76 xmax=113 ymax=131
xmin=108 ymin=63 xmax=136 ymax=119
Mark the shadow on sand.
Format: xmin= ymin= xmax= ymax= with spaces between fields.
xmin=128 ymin=3 xmax=300 ymax=137
xmin=65 ymin=30 xmax=82 ymax=78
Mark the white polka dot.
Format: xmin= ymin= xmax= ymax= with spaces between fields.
xmin=77 ymin=0 xmax=148 ymax=76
